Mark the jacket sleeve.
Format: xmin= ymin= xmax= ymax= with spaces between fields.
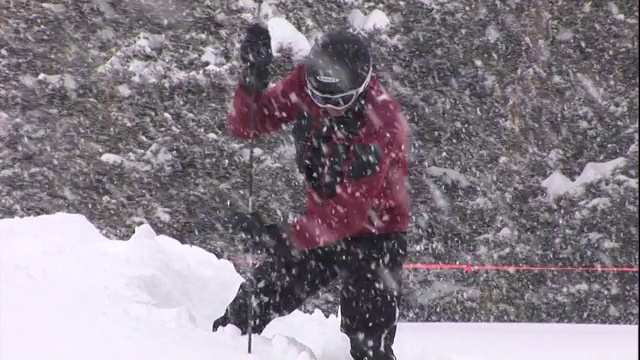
xmin=228 ymin=66 xmax=304 ymax=139
xmin=288 ymin=104 xmax=410 ymax=249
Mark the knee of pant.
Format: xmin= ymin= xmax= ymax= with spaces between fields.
xmin=218 ymin=283 xmax=255 ymax=334
xmin=344 ymin=267 xmax=402 ymax=300
xmin=223 ymin=294 xmax=250 ymax=333
xmin=340 ymin=287 xmax=399 ymax=335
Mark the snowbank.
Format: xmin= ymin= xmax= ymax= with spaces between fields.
xmin=0 ymin=213 xmax=316 ymax=360
xmin=1 ymin=213 xmax=637 ymax=360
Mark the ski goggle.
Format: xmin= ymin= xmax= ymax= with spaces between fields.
xmin=306 ymin=68 xmax=372 ymax=111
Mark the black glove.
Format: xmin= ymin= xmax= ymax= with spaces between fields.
xmin=239 ymin=23 xmax=272 ymax=95
xmin=231 ymin=211 xmax=294 ymax=258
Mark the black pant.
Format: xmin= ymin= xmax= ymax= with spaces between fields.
xmin=212 ymin=232 xmax=407 ymax=360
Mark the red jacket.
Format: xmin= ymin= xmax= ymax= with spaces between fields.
xmin=228 ymin=64 xmax=410 ymax=250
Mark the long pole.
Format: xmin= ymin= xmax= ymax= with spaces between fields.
xmin=247 ymin=1 xmax=263 ymax=353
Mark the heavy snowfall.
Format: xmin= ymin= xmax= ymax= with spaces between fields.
xmin=0 ymin=0 xmax=638 ymax=359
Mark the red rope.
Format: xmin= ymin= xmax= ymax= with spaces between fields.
xmin=230 ymin=258 xmax=639 ymax=273
xmin=402 ymin=263 xmax=640 ymax=273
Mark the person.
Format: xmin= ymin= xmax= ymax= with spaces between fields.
xmin=212 ymin=23 xmax=411 ymax=360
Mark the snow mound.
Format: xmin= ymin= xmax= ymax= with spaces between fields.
xmin=1 ymin=213 xmax=637 ymax=360
xmin=348 ymin=9 xmax=391 ymax=32
xmin=263 ymin=310 xmax=351 ymax=360
xmin=541 ymin=157 xmax=628 ymax=198
xmin=267 ymin=17 xmax=311 ymax=61
xmin=0 ymin=213 xmax=316 ymax=360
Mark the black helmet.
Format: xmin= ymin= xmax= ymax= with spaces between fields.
xmin=305 ymin=30 xmax=372 ymax=110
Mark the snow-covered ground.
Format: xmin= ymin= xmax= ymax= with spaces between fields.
xmin=0 ymin=213 xmax=637 ymax=360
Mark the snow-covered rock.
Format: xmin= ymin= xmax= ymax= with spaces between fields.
xmin=41 ymin=3 xmax=66 ymax=14
xmin=541 ymin=157 xmax=628 ymax=198
xmin=100 ymin=153 xmax=126 ymax=166
xmin=268 ymin=17 xmax=312 ymax=61
xmin=426 ymin=166 xmax=472 ymax=187
xmin=0 ymin=111 xmax=9 ymax=139
xmin=348 ymin=9 xmax=391 ymax=32
xmin=200 ymin=46 xmax=218 ymax=65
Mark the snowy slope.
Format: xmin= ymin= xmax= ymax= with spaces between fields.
xmin=0 ymin=214 xmax=637 ymax=360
